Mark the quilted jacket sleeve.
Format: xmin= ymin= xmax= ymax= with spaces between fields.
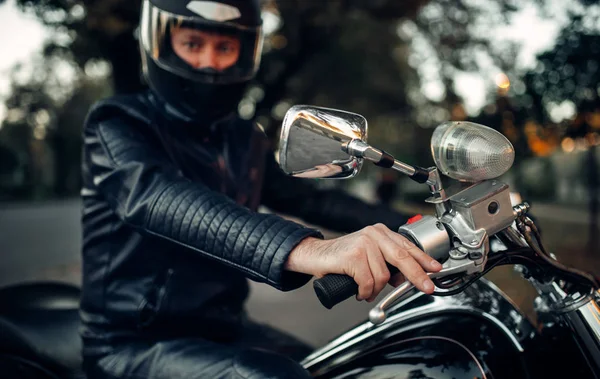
xmin=84 ymin=116 xmax=322 ymax=291
xmin=261 ymin=151 xmax=409 ymax=234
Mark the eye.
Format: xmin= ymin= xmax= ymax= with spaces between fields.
xmin=217 ymin=42 xmax=237 ymax=54
xmin=183 ymin=41 xmax=202 ymax=51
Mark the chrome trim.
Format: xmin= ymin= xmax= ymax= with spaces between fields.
xmin=382 ymin=298 xmax=525 ymax=353
xmin=278 ymin=105 xmax=367 ymax=179
xmin=369 ymin=257 xmax=482 ymax=325
xmin=552 ymin=286 xmax=594 ymax=314
xmin=303 ymin=300 xmax=524 ymax=369
xmin=559 ymin=293 xmax=600 ymax=372
xmin=397 ymin=215 xmax=451 ymax=261
xmin=344 ymin=139 xmax=417 ymax=177
xmin=513 ymin=202 xmax=531 ymax=217
xmin=279 ymin=108 xmax=293 ymax=173
xmin=392 ymin=160 xmax=417 ymax=177
xmin=302 ymin=279 xmax=529 ymax=370
xmin=576 ymin=296 xmax=600 ymax=342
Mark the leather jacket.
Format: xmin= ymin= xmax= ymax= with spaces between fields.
xmin=80 ymin=91 xmax=408 ymax=345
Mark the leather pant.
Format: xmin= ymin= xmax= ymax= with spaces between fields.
xmin=83 ymin=317 xmax=314 ymax=379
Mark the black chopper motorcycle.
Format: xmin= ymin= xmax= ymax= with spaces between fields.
xmin=1 ymin=105 xmax=599 ymax=379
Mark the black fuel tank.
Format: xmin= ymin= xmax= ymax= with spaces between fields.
xmin=325 ymin=335 xmax=486 ymax=379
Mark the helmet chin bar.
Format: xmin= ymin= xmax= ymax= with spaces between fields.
xmin=142 ymin=50 xmax=247 ymax=123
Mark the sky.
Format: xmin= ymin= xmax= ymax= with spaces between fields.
xmin=0 ymin=0 xmax=583 ymax=125
xmin=0 ymin=0 xmax=48 ymax=123
xmin=412 ymin=1 xmax=571 ymax=115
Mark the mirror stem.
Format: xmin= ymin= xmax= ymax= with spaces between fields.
xmin=343 ymin=140 xmax=429 ymax=183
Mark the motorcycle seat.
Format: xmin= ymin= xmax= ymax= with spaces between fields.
xmin=0 ymin=281 xmax=85 ymax=379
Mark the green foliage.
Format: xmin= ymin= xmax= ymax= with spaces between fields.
xmin=0 ymin=0 xmax=599 ymax=203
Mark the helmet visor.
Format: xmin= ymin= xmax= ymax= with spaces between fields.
xmin=140 ymin=0 xmax=263 ymax=84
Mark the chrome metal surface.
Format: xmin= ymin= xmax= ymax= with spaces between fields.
xmin=534 ymin=281 xmax=595 ymax=314
xmin=447 ymin=180 xmax=515 ymax=237
xmin=369 ymin=257 xmax=483 ymax=325
xmin=440 ymin=211 xmax=488 ymax=251
xmin=426 ymin=167 xmax=443 ymax=188
xmin=425 ymin=168 xmax=450 ymax=216
xmin=302 ymin=279 xmax=533 ymax=375
xmin=398 ymin=215 xmax=451 ymax=262
xmin=278 ymin=105 xmax=367 ymax=179
xmin=344 ymin=139 xmax=384 ymax=165
xmin=344 ymin=139 xmax=417 ymax=176
xmin=499 ymin=224 xmax=528 ymax=248
xmin=449 ymin=246 xmax=468 ymax=259
xmin=391 ymin=160 xmax=417 ymax=177
xmin=513 ymin=202 xmax=531 ymax=217
xmin=433 ymin=179 xmax=515 ymax=260
xmin=559 ymin=293 xmax=600 ymax=373
xmin=368 ymin=281 xmax=413 ymax=325
xmin=575 ymin=295 xmax=600 ymax=342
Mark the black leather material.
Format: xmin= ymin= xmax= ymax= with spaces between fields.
xmin=261 ymin=154 xmax=410 ymax=233
xmin=80 ymin=90 xmax=408 ymax=376
xmin=0 ymin=282 xmax=84 ymax=379
xmin=84 ymin=317 xmax=313 ymax=379
xmin=81 ymin=91 xmax=323 ymax=337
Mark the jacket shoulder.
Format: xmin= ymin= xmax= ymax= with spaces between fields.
xmin=82 ymin=92 xmax=163 ymax=166
xmin=84 ymin=92 xmax=153 ymax=129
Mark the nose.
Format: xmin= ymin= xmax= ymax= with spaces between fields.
xmin=196 ymin=48 xmax=219 ymax=70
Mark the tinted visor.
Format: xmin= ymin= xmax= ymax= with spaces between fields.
xmin=140 ymin=0 xmax=263 ymax=84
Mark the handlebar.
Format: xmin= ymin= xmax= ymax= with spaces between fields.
xmin=313 ymin=231 xmax=423 ymax=309
xmin=314 ymin=252 xmax=483 ymax=311
xmin=314 ymin=206 xmax=599 ymax=315
xmin=313 ymin=264 xmax=399 ymax=309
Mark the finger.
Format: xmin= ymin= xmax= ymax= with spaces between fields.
xmin=365 ymin=243 xmax=390 ymax=302
xmin=349 ymin=250 xmax=375 ymax=301
xmin=389 ymin=272 xmax=406 ymax=287
xmin=368 ymin=228 xmax=435 ymax=294
xmin=385 ymin=230 xmax=442 ymax=272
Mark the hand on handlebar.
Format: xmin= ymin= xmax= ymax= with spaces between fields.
xmin=285 ymin=223 xmax=442 ymax=302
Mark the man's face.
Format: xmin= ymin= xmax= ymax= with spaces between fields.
xmin=170 ymin=27 xmax=241 ymax=71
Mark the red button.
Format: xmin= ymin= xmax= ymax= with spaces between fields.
xmin=407 ymin=214 xmax=423 ymax=224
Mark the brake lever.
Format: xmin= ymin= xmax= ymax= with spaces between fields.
xmin=368 ymin=257 xmax=485 ymax=325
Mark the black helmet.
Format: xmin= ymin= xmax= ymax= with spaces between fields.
xmin=139 ymin=0 xmax=263 ymax=123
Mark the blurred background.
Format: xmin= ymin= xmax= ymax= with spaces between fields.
xmin=0 ymin=0 xmax=599 ymax=347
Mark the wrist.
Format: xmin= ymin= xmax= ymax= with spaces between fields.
xmin=285 ymin=237 xmax=321 ymax=275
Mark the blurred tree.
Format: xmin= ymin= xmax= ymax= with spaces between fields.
xmin=0 ymin=46 xmax=112 ymax=200
xmin=520 ymin=17 xmax=600 ymax=251
xmin=1 ymin=0 xmax=599 ymax=203
xmin=0 ymin=0 xmax=433 ymax=200
xmin=523 ymin=16 xmax=600 ymax=134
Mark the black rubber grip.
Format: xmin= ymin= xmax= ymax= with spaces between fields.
xmin=314 ymin=274 xmax=357 ymax=309
xmin=314 ymin=264 xmax=400 ymax=309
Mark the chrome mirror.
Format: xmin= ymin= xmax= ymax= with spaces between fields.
xmin=278 ymin=105 xmax=368 ymax=179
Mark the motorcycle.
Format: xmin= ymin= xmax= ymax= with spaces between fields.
xmin=278 ymin=106 xmax=600 ymax=379
xmin=0 ymin=105 xmax=598 ymax=379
